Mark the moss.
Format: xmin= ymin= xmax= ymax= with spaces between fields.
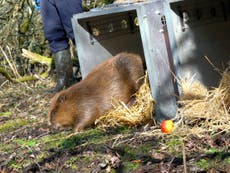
xmin=123 ymin=161 xmax=141 ymax=172
xmin=60 ymin=128 xmax=108 ymax=150
xmin=82 ymin=128 xmax=108 ymax=142
xmin=119 ymin=142 xmax=152 ymax=162
xmin=196 ymin=158 xmax=210 ymax=170
xmin=0 ymin=143 xmax=15 ymax=155
xmin=14 ymin=139 xmax=38 ymax=148
xmin=9 ymin=160 xmax=23 ymax=170
xmin=122 ymin=146 xmax=137 ymax=160
xmin=64 ymin=157 xmax=79 ymax=170
xmin=108 ymin=126 xmax=133 ymax=134
xmin=225 ymin=157 xmax=230 ymax=164
xmin=9 ymin=157 xmax=38 ymax=171
xmin=40 ymin=131 xmax=68 ymax=148
xmin=165 ymin=136 xmax=183 ymax=156
xmin=195 ymin=151 xmax=230 ymax=171
xmin=110 ymin=169 xmax=117 ymax=173
xmin=136 ymin=144 xmax=152 ymax=154
xmin=0 ymin=111 xmax=12 ymax=117
xmin=0 ymin=118 xmax=30 ymax=133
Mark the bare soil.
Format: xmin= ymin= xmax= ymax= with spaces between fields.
xmin=0 ymin=80 xmax=229 ymax=173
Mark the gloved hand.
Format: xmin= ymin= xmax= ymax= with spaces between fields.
xmin=34 ymin=0 xmax=40 ymax=10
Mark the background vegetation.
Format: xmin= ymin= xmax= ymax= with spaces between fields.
xmin=0 ymin=0 xmax=229 ymax=172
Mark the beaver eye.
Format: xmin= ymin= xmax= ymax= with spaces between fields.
xmin=58 ymin=95 xmax=66 ymax=103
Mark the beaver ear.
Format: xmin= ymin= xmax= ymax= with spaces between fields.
xmin=57 ymin=95 xmax=66 ymax=103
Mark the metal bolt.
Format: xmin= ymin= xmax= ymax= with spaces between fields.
xmin=159 ymin=29 xmax=164 ymax=33
xmin=155 ymin=10 xmax=161 ymax=15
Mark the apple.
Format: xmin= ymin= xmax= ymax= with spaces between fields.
xmin=160 ymin=120 xmax=174 ymax=133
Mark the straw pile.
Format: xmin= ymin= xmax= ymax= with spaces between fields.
xmin=177 ymin=66 xmax=230 ymax=136
xmin=179 ymin=78 xmax=208 ymax=101
xmin=95 ymin=63 xmax=230 ymax=137
xmin=95 ymin=72 xmax=155 ymax=128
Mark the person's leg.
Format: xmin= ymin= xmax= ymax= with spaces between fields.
xmin=40 ymin=0 xmax=70 ymax=53
xmin=55 ymin=0 xmax=83 ymax=41
xmin=55 ymin=0 xmax=83 ymax=83
xmin=40 ymin=0 xmax=74 ymax=92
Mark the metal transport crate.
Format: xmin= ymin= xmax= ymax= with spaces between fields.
xmin=166 ymin=0 xmax=230 ymax=87
xmin=72 ymin=0 xmax=230 ymax=121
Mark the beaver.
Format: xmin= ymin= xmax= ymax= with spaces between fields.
xmin=48 ymin=52 xmax=145 ymax=132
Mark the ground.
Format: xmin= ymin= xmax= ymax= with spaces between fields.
xmin=0 ymin=78 xmax=230 ymax=173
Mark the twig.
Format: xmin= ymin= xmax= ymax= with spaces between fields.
xmin=0 ymin=46 xmax=18 ymax=78
xmin=182 ymin=140 xmax=187 ymax=173
xmin=120 ymin=101 xmax=132 ymax=114
xmin=0 ymin=81 xmax=8 ymax=88
xmin=56 ymin=158 xmax=65 ymax=173
xmin=204 ymin=56 xmax=222 ymax=75
xmin=167 ymin=156 xmax=175 ymax=172
xmin=25 ymin=145 xmax=42 ymax=172
xmin=7 ymin=45 xmax=21 ymax=78
xmin=0 ymin=66 xmax=18 ymax=83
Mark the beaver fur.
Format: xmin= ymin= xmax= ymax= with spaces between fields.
xmin=48 ymin=52 xmax=145 ymax=132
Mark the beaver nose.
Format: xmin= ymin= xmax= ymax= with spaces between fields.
xmin=48 ymin=120 xmax=59 ymax=129
xmin=51 ymin=123 xmax=62 ymax=130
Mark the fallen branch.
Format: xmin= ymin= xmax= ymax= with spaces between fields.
xmin=21 ymin=49 xmax=52 ymax=66
xmin=0 ymin=67 xmax=50 ymax=83
xmin=0 ymin=67 xmax=18 ymax=83
xmin=16 ymin=75 xmax=43 ymax=82
xmin=0 ymin=49 xmax=52 ymax=83
xmin=182 ymin=141 xmax=187 ymax=173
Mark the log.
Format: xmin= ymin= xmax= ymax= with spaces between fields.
xmin=0 ymin=67 xmax=18 ymax=83
xmin=21 ymin=49 xmax=52 ymax=66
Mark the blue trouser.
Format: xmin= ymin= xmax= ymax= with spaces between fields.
xmin=40 ymin=0 xmax=83 ymax=53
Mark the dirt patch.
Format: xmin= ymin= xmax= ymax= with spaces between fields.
xmin=0 ymin=80 xmax=230 ymax=173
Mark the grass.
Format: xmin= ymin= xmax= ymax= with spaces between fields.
xmin=165 ymin=136 xmax=183 ymax=156
xmin=0 ymin=66 xmax=229 ymax=172
xmin=64 ymin=156 xmax=79 ymax=170
xmin=0 ymin=112 xmax=12 ymax=117
xmin=196 ymin=159 xmax=210 ymax=170
xmin=0 ymin=118 xmax=31 ymax=133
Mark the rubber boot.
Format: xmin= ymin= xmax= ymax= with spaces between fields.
xmin=49 ymin=49 xmax=74 ymax=93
